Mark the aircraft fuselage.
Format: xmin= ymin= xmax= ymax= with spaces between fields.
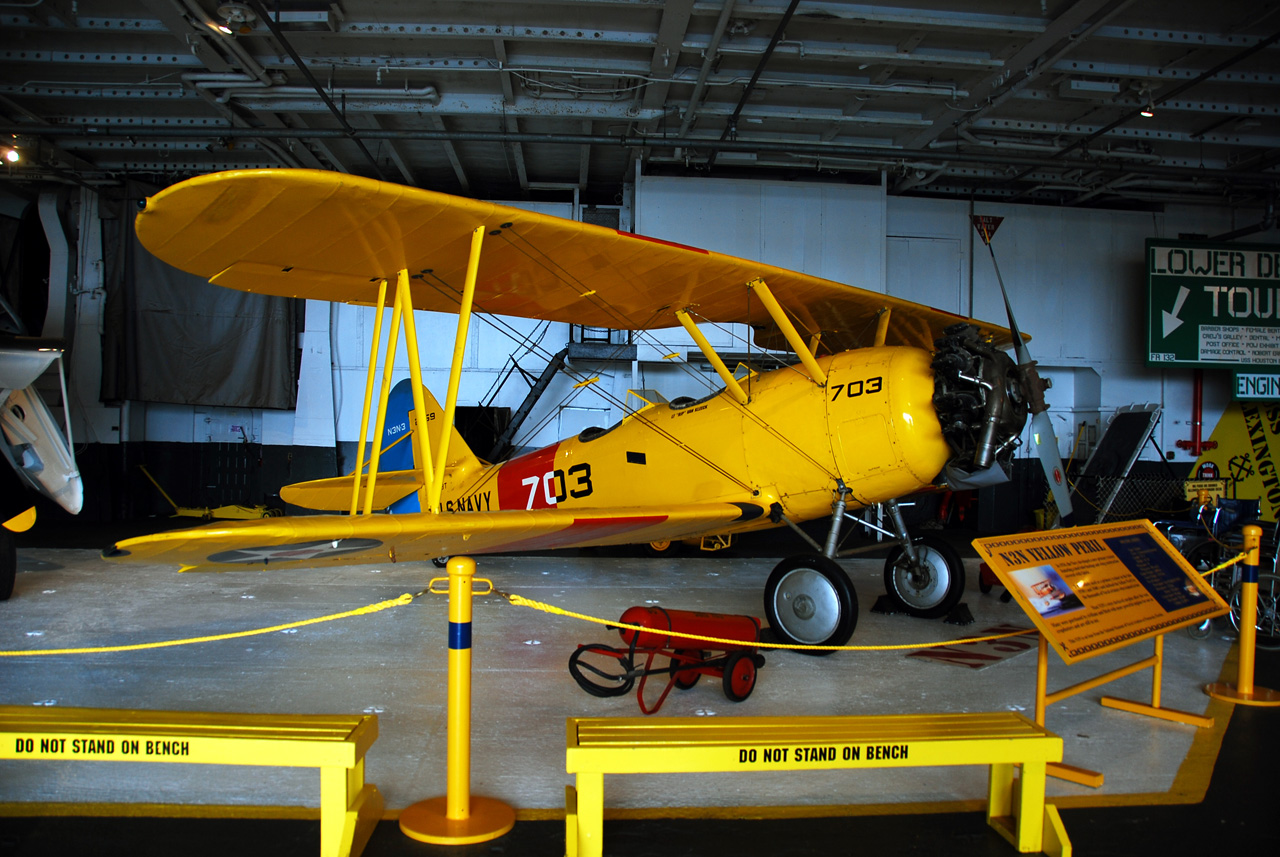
xmin=439 ymin=345 xmax=949 ymax=535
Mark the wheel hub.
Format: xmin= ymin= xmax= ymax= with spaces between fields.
xmin=774 ymin=569 xmax=841 ymax=644
xmin=791 ymin=593 xmax=816 ymax=620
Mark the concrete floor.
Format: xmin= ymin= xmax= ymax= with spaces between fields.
xmin=0 ymin=542 xmax=1232 ymax=817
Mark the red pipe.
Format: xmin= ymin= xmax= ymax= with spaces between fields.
xmin=1176 ymin=369 xmax=1217 ymax=456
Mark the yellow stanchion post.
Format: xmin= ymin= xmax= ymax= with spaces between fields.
xmin=400 ymin=556 xmax=516 ymax=844
xmin=1207 ymin=525 xmax=1280 ymax=706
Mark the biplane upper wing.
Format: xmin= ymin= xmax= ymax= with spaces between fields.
xmin=136 ymin=169 xmax=1018 ymax=353
xmin=104 ymin=501 xmax=762 ymax=571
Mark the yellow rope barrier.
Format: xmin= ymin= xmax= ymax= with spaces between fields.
xmin=496 ymin=590 xmax=1034 ymax=652
xmin=0 ymin=593 xmax=417 ymax=657
xmin=1 ymin=582 xmax=1037 ymax=658
xmin=1201 ymin=552 xmax=1247 ymax=578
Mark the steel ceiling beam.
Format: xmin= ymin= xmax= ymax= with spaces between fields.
xmin=8 ymin=122 xmax=1276 ymax=186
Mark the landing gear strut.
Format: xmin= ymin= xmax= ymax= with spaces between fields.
xmin=763 ymin=487 xmax=966 ymax=652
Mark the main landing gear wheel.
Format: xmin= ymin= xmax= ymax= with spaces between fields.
xmin=883 ymin=536 xmax=965 ymax=619
xmin=763 ymin=555 xmax=857 ymax=655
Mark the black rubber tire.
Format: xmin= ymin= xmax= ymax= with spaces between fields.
xmin=721 ymin=650 xmax=756 ymax=702
xmin=432 ymin=556 xmax=449 ymax=568
xmin=673 ymin=650 xmax=703 ymax=689
xmin=763 ymin=555 xmax=857 ymax=655
xmin=882 ymin=536 xmax=966 ymax=619
xmin=0 ymin=527 xmax=14 ymax=601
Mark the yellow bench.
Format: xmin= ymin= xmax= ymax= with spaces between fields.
xmin=565 ymin=712 xmax=1070 ymax=857
xmin=0 ymin=705 xmax=383 ymax=857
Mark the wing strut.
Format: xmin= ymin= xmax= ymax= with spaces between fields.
xmin=346 ymin=270 xmax=438 ymax=516
xmin=349 ymin=277 xmax=388 ymax=516
xmin=428 ymin=226 xmax=485 ymax=513
xmin=398 ymin=268 xmax=436 ymax=510
xmin=747 ymin=278 xmax=827 ymax=386
xmin=874 ymin=308 xmax=892 ymax=347
xmin=675 ymin=310 xmax=749 ymax=405
xmin=361 ymin=277 xmax=406 ymax=515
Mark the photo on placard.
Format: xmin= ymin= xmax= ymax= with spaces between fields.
xmin=1007 ymin=565 xmax=1085 ymax=619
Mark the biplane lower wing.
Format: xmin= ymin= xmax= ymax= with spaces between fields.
xmin=103 ymin=501 xmax=763 ymax=571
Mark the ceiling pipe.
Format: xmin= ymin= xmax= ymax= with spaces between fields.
xmin=943 ymin=128 xmax=1160 ymax=162
xmin=1210 ymin=198 xmax=1277 ymax=241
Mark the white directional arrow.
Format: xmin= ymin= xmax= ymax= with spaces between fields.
xmin=1162 ymin=285 xmax=1191 ymax=338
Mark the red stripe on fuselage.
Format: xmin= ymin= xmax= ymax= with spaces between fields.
xmin=495 ymin=443 xmax=561 ymax=510
xmin=493 ymin=515 xmax=668 ymax=553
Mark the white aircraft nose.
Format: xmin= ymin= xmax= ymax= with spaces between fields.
xmin=54 ymin=471 xmax=84 ymax=516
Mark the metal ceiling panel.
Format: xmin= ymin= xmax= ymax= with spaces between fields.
xmin=0 ymin=0 xmax=1273 ymax=211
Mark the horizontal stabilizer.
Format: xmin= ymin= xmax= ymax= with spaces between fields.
xmin=280 ymin=470 xmax=422 ymax=512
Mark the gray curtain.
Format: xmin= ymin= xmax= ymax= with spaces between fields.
xmin=101 ymin=181 xmax=297 ymax=410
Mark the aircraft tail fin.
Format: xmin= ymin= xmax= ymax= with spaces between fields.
xmin=281 ymin=378 xmax=482 ymax=513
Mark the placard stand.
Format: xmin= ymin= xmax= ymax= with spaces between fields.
xmin=1032 ymin=630 xmax=1213 ymax=787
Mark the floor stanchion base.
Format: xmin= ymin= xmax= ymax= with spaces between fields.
xmin=1205 ymin=682 xmax=1280 ymax=707
xmin=399 ymin=795 xmax=516 ymax=845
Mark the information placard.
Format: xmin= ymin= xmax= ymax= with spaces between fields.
xmin=972 ymin=520 xmax=1229 ymax=664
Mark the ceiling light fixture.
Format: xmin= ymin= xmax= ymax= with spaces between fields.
xmin=1139 ymin=91 xmax=1155 ymax=118
xmin=1 ymin=145 xmax=19 ymax=164
xmin=215 ymin=2 xmax=257 ymax=36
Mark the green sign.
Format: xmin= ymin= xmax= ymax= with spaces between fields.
xmin=1234 ymin=372 xmax=1280 ymax=401
xmin=1146 ymin=238 xmax=1280 ymax=370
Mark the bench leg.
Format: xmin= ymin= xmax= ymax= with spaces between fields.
xmin=987 ymin=761 xmax=1014 ymax=823
xmin=320 ymin=762 xmax=385 ymax=857
xmin=574 ymin=772 xmax=604 ymax=857
xmin=565 ymin=785 xmax=578 ymax=857
xmin=1013 ymin=761 xmax=1046 ymax=853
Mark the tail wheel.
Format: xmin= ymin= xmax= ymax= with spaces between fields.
xmin=883 ymin=536 xmax=965 ymax=619
xmin=721 ymin=651 xmax=757 ymax=702
xmin=763 ymin=555 xmax=857 ymax=655
xmin=644 ymin=539 xmax=679 ymax=557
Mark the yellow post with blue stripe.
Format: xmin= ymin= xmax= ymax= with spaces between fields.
xmin=1206 ymin=525 xmax=1280 ymax=706
xmin=400 ymin=556 xmax=517 ymax=843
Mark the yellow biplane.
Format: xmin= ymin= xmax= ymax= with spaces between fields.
xmin=106 ymin=169 xmax=1064 ymax=650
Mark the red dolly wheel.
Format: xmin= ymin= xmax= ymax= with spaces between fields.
xmin=722 ymin=651 xmax=757 ymax=702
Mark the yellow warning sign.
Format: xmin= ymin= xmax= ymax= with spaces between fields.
xmin=1195 ymin=402 xmax=1280 ymax=519
xmin=972 ymin=520 xmax=1228 ymax=664
xmin=1182 ymin=479 xmax=1227 ymax=501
